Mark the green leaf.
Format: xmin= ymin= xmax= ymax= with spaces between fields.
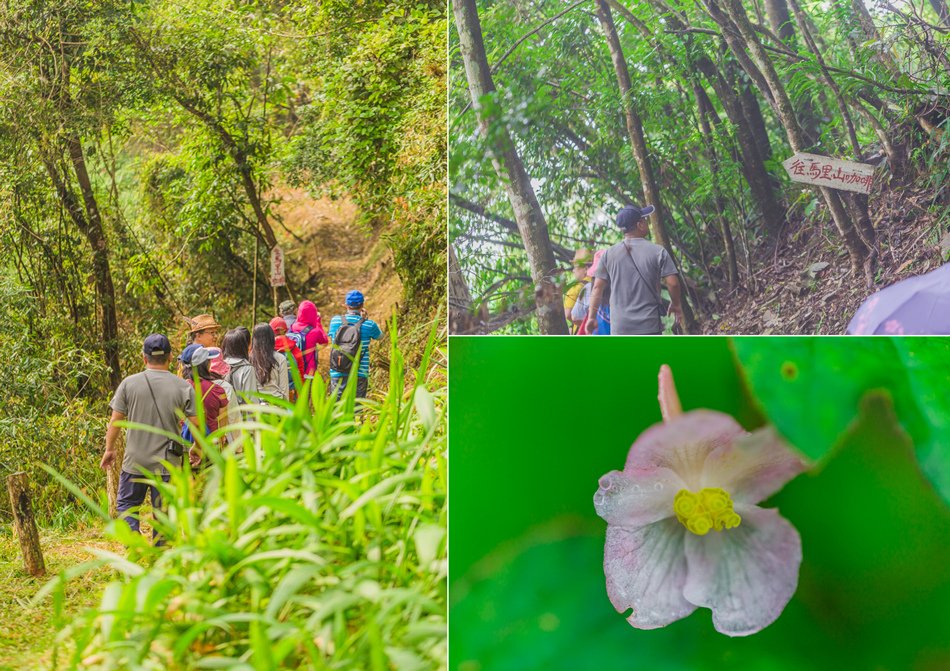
xmin=774 ymin=391 xmax=950 ymax=669
xmin=732 ymin=338 xmax=950 ymax=504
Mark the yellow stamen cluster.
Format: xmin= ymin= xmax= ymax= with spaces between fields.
xmin=673 ymin=487 xmax=741 ymax=536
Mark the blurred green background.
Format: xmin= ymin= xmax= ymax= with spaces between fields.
xmin=449 ymin=337 xmax=950 ymax=671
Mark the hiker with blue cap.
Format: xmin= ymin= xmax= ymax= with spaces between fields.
xmin=586 ymin=205 xmax=683 ymax=335
xmin=101 ymin=334 xmax=198 ymax=541
xmin=327 ymin=290 xmax=383 ymax=400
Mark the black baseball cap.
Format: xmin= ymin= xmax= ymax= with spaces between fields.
xmin=617 ymin=205 xmax=655 ymax=229
xmin=142 ymin=333 xmax=171 ymax=356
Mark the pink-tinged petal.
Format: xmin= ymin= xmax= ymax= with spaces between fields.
xmin=701 ymin=426 xmax=807 ymax=505
xmin=604 ymin=519 xmax=697 ymax=629
xmin=594 ymin=468 xmax=684 ymax=528
xmin=682 ymin=505 xmax=801 ymax=637
xmin=626 ymin=411 xmax=746 ymax=489
xmin=658 ymin=364 xmax=683 ymax=422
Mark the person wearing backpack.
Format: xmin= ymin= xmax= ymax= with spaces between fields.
xmin=222 ymin=328 xmax=257 ymax=402
xmin=327 ymin=290 xmax=383 ymax=400
xmin=250 ymin=323 xmax=289 ymax=401
xmin=279 ymin=300 xmax=297 ymax=331
xmin=270 ymin=317 xmax=304 ymax=399
xmin=290 ymin=300 xmax=328 ymax=379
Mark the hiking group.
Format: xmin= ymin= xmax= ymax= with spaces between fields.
xmin=100 ymin=289 xmax=383 ymax=540
xmin=564 ymin=205 xmax=684 ymax=336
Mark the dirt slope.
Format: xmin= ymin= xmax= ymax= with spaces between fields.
xmin=702 ymin=183 xmax=947 ymax=335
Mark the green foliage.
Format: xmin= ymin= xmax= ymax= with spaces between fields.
xmin=732 ymin=337 xmax=950 ymax=505
xmin=0 ymin=277 xmax=108 ymax=524
xmin=42 ymin=328 xmax=446 ymax=670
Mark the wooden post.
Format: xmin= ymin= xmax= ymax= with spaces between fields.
xmin=6 ymin=472 xmax=45 ymax=577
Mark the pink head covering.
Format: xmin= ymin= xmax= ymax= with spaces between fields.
xmin=292 ymin=300 xmax=322 ymax=332
xmin=206 ymin=346 xmax=230 ymax=377
xmin=587 ymin=249 xmax=606 ymax=278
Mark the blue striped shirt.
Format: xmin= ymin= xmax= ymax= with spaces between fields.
xmin=327 ymin=312 xmax=382 ymax=378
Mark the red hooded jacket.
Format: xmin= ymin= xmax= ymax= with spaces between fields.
xmin=270 ymin=317 xmax=304 ymax=379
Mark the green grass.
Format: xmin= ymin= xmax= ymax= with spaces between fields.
xmin=0 ymin=523 xmax=121 ymax=671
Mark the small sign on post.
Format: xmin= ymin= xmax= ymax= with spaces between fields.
xmin=269 ymin=245 xmax=286 ymax=287
xmin=782 ymin=153 xmax=876 ymax=195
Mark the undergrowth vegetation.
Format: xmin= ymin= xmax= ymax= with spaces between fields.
xmin=0 ymin=278 xmax=108 ymax=525
xmin=36 ymin=325 xmax=446 ymax=671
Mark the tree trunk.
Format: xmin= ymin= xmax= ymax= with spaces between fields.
xmin=738 ymin=76 xmax=773 ymax=163
xmin=449 ymin=245 xmax=478 ymax=334
xmin=695 ymin=83 xmax=740 ymax=289
xmin=453 ymin=0 xmax=568 ymax=334
xmin=849 ymin=0 xmax=901 ymax=75
xmin=636 ymin=0 xmax=785 ymax=235
xmin=7 ymin=472 xmax=45 ymax=577
xmin=66 ymin=137 xmax=122 ymax=390
xmin=930 ymin=0 xmax=950 ymax=27
xmin=451 ymin=193 xmax=574 ymax=261
xmin=172 ymin=94 xmax=279 ymax=250
xmin=595 ymin=0 xmax=697 ymax=333
xmin=705 ymin=0 xmax=870 ymax=276
xmin=42 ymin=150 xmax=122 ymax=390
xmin=763 ymin=0 xmax=822 ymax=146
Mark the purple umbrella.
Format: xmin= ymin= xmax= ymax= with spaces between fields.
xmin=847 ymin=262 xmax=950 ymax=335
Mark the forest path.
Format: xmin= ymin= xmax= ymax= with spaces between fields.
xmin=270 ymin=188 xmax=403 ymax=368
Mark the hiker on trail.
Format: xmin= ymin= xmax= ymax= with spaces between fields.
xmin=222 ymin=328 xmax=257 ymax=401
xmin=279 ymin=300 xmax=297 ymax=331
xmin=327 ymin=290 xmax=383 ymax=400
xmin=185 ymin=314 xmax=222 ymax=347
xmin=586 ymin=205 xmax=683 ymax=336
xmin=573 ymin=249 xmax=610 ymax=335
xmin=564 ymin=248 xmax=593 ymax=333
xmin=206 ymin=346 xmax=239 ymax=443
xmin=290 ymin=300 xmax=329 ymax=379
xmin=250 ymin=323 xmax=289 ymax=401
xmin=271 ymin=316 xmax=304 ymax=398
xmin=178 ymin=345 xmax=229 ymax=451
xmin=100 ymin=334 xmax=197 ymax=540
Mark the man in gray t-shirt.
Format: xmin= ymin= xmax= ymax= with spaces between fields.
xmin=101 ymin=334 xmax=197 ymax=538
xmin=587 ymin=205 xmax=683 ymax=335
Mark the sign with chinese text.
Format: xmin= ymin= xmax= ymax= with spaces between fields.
xmin=269 ymin=245 xmax=286 ymax=287
xmin=782 ymin=153 xmax=875 ymax=194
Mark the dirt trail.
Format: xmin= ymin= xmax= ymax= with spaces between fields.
xmin=270 ymin=188 xmax=403 ymax=370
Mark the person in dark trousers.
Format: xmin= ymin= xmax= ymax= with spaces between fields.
xmin=100 ymin=334 xmax=197 ymax=541
xmin=327 ymin=290 xmax=383 ymax=400
xmin=586 ymin=205 xmax=683 ymax=335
